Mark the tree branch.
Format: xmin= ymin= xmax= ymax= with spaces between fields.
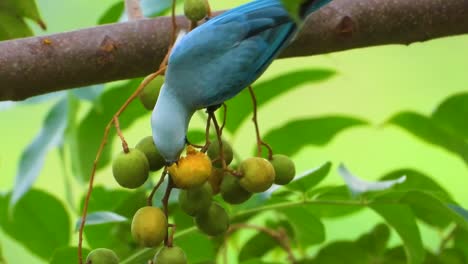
xmin=0 ymin=0 xmax=467 ymax=101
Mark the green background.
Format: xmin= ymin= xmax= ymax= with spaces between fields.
xmin=1 ymin=0 xmax=467 ymax=263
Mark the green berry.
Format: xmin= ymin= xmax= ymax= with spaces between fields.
xmin=207 ymin=138 xmax=234 ymax=168
xmin=184 ymin=0 xmax=208 ymax=22
xmin=153 ymin=246 xmax=187 ymax=264
xmin=131 ymin=206 xmax=167 ymax=247
xmin=270 ymin=154 xmax=296 ymax=185
xmin=135 ymin=136 xmax=165 ymax=171
xmin=220 ymin=174 xmax=252 ymax=204
xmin=112 ymin=148 xmax=149 ymax=189
xmin=85 ymin=248 xmax=119 ymax=264
xmin=239 ymin=157 xmax=275 ymax=193
xmin=178 ymin=182 xmax=213 ymax=216
xmin=139 ymin=75 xmax=164 ymax=110
xmin=195 ymin=202 xmax=229 ymax=236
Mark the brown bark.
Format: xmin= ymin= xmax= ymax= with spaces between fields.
xmin=0 ymin=0 xmax=467 ymax=101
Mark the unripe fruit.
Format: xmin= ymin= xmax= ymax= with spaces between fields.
xmin=131 ymin=206 xmax=167 ymax=247
xmin=239 ymin=157 xmax=276 ymax=193
xmin=135 ymin=136 xmax=165 ymax=171
xmin=270 ymin=154 xmax=296 ymax=185
xmin=112 ymin=148 xmax=149 ymax=189
xmin=184 ymin=0 xmax=208 ymax=22
xmin=208 ymin=167 xmax=224 ymax=195
xmin=139 ymin=75 xmax=164 ymax=110
xmin=85 ymin=248 xmax=119 ymax=264
xmin=195 ymin=202 xmax=229 ymax=236
xmin=153 ymin=246 xmax=187 ymax=264
xmin=168 ymin=146 xmax=212 ymax=189
xmin=207 ymin=138 xmax=234 ymax=168
xmin=178 ymin=182 xmax=213 ymax=216
xmin=220 ymin=174 xmax=252 ymax=204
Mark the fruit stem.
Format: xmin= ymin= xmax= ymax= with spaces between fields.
xmin=201 ymin=114 xmax=212 ymax=153
xmin=113 ymin=117 xmax=129 ymax=153
xmin=248 ymin=86 xmax=274 ymax=160
xmin=167 ymin=223 xmax=177 ymax=247
xmin=147 ymin=168 xmax=168 ymax=206
xmin=162 ymin=177 xmax=174 ymax=246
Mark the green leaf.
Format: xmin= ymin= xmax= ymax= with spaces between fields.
xmin=438 ymin=248 xmax=467 ymax=264
xmin=98 ymin=2 xmax=124 ymax=24
xmin=80 ymin=187 xmax=146 ymax=259
xmin=371 ymin=203 xmax=424 ymax=264
xmin=75 ymin=211 xmax=127 ymax=231
xmin=0 ymin=0 xmax=45 ymax=28
xmin=383 ymin=246 xmax=409 ymax=264
xmin=238 ymin=220 xmax=293 ymax=262
xmin=306 ymin=186 xmax=363 ymax=218
xmin=281 ymin=206 xmax=325 ymax=246
xmin=50 ymin=247 xmax=90 ymax=264
xmin=454 ymin=228 xmax=468 ymax=262
xmin=239 ymin=232 xmax=278 ymax=262
xmin=224 ymin=69 xmax=336 ymax=134
xmin=338 ymin=164 xmax=406 ymax=196
xmin=379 ymin=169 xmax=452 ymax=201
xmin=356 ymin=223 xmax=391 ymax=258
xmin=263 ymin=116 xmax=367 ymax=156
xmin=0 ymin=190 xmax=70 ymax=260
xmin=312 ymin=241 xmax=370 ymax=264
xmin=432 ymin=92 xmax=468 ymax=140
xmin=241 ymin=260 xmax=282 ymax=264
xmin=285 ymin=162 xmax=331 ymax=193
xmin=0 ymin=10 xmax=33 ymax=40
xmin=74 ymin=79 xmax=147 ymax=182
xmin=388 ymin=112 xmax=468 ymax=164
xmin=10 ymin=98 xmax=68 ymax=208
xmin=71 ymin=84 xmax=104 ymax=102
xmin=0 ymin=241 xmax=5 ymax=264
xmin=401 ymin=192 xmax=468 ymax=230
xmin=174 ymin=230 xmax=217 ymax=263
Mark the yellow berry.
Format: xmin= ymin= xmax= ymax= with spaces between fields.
xmin=239 ymin=157 xmax=275 ymax=193
xmin=131 ymin=206 xmax=167 ymax=247
xmin=168 ymin=147 xmax=212 ymax=189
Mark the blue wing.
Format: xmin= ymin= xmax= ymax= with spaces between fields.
xmin=166 ymin=0 xmax=297 ymax=109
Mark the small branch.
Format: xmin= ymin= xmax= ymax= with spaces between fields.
xmin=162 ymin=177 xmax=174 ymax=246
xmin=147 ymin=168 xmax=167 ymax=205
xmin=125 ymin=0 xmax=144 ymax=20
xmin=77 ymin=67 xmax=166 ymax=264
xmin=113 ymin=117 xmax=129 ymax=153
xmin=248 ymin=86 xmax=273 ymax=160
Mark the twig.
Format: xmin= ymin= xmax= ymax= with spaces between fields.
xmin=162 ymin=177 xmax=174 ymax=246
xmin=147 ymin=168 xmax=168 ymax=205
xmin=208 ymin=111 xmax=242 ymax=177
xmin=113 ymin=117 xmax=129 ymax=153
xmin=167 ymin=223 xmax=177 ymax=247
xmin=248 ymin=86 xmax=273 ymax=160
xmin=224 ymin=223 xmax=296 ymax=264
xmin=77 ymin=67 xmax=166 ymax=264
xmin=219 ymin=103 xmax=227 ymax=136
xmin=200 ymin=114 xmax=212 ymax=153
xmin=125 ymin=0 xmax=144 ymax=20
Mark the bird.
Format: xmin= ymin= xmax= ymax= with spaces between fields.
xmin=151 ymin=0 xmax=332 ymax=164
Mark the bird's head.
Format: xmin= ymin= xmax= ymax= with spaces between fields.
xmin=281 ymin=0 xmax=332 ymax=23
xmin=151 ymin=84 xmax=192 ymax=165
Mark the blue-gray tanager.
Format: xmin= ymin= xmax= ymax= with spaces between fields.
xmin=152 ymin=0 xmax=332 ymax=163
